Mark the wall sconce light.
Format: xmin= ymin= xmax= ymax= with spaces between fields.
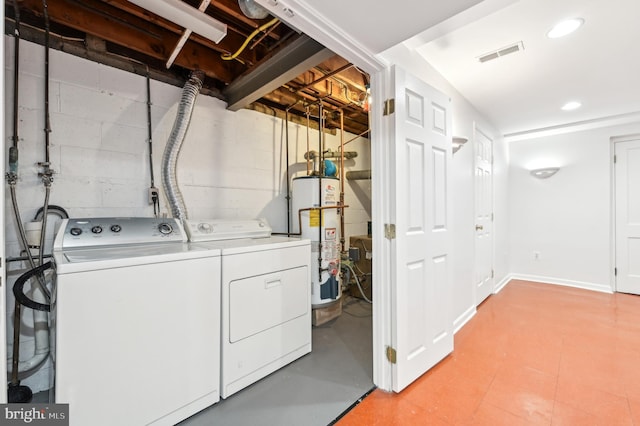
xmin=128 ymin=0 xmax=228 ymax=43
xmin=530 ymin=167 xmax=560 ymax=179
xmin=452 ymin=136 xmax=468 ymax=154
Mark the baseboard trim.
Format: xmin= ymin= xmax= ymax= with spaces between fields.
xmin=453 ymin=305 xmax=476 ymax=334
xmin=493 ymin=275 xmax=511 ymax=294
xmin=508 ymin=274 xmax=613 ymax=294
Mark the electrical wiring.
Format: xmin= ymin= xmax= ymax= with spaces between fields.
xmin=221 ymin=17 xmax=279 ymax=61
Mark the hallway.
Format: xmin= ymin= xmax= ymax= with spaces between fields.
xmin=338 ymin=280 xmax=640 ymax=425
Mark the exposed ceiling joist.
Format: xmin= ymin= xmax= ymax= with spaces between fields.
xmin=6 ymin=0 xmax=370 ymax=136
xmin=223 ymin=34 xmax=333 ymax=111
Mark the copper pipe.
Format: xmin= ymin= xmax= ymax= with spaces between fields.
xmin=294 ymin=63 xmax=353 ymax=94
xmin=285 ymin=108 xmax=291 ymax=234
xmin=306 ymin=108 xmax=311 ymax=175
xmin=344 ymin=129 xmax=371 ymax=146
xmin=250 ymin=20 xmax=281 ymax=50
xmin=339 ymin=110 xmax=346 ymax=253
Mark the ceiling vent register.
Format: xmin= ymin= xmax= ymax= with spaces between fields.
xmin=478 ymin=41 xmax=525 ymax=63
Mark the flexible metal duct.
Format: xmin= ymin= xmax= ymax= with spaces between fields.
xmin=162 ymin=70 xmax=205 ymax=221
xmin=238 ymin=0 xmax=269 ymax=19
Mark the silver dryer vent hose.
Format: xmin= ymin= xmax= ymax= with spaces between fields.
xmin=161 ymin=70 xmax=205 ymax=221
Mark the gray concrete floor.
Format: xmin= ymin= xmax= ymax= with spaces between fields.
xmin=180 ymin=296 xmax=374 ymax=426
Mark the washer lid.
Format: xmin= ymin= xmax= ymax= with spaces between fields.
xmin=62 ymin=242 xmax=192 ymax=263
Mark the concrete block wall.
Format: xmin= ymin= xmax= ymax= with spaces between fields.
xmin=3 ymin=36 xmax=371 ymax=392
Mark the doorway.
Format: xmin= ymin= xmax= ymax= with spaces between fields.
xmin=614 ymin=136 xmax=640 ymax=295
xmin=179 ymin=54 xmax=375 ymax=425
xmin=474 ymin=124 xmax=494 ymax=305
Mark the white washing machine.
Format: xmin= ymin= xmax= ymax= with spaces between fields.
xmin=186 ymin=219 xmax=312 ymax=398
xmin=52 ymin=217 xmax=221 ymax=426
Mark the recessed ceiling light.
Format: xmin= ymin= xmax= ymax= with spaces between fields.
xmin=561 ymin=101 xmax=582 ymax=111
xmin=547 ymin=18 xmax=584 ymax=39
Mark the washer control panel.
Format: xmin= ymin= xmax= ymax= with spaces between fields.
xmin=58 ymin=217 xmax=185 ymax=249
xmin=185 ymin=218 xmax=271 ymax=242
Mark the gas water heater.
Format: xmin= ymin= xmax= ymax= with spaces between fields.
xmin=291 ymin=176 xmax=341 ymax=307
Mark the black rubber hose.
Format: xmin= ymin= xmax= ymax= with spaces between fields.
xmin=33 ymin=204 xmax=69 ymax=221
xmin=13 ymin=262 xmax=52 ymax=312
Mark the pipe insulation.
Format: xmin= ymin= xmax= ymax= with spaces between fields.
xmin=304 ymin=149 xmax=357 ymax=160
xmin=346 ymin=170 xmax=371 ymax=180
xmin=161 ymin=70 xmax=204 ymax=221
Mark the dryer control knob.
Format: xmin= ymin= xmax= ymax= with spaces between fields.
xmin=91 ymin=226 xmax=103 ymax=234
xmin=158 ymin=223 xmax=173 ymax=235
xmin=197 ymin=223 xmax=213 ymax=233
xmin=70 ymin=227 xmax=82 ymax=236
xmin=110 ymin=225 xmax=122 ymax=233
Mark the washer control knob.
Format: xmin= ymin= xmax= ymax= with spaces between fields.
xmin=110 ymin=224 xmax=122 ymax=233
xmin=198 ymin=222 xmax=213 ymax=233
xmin=70 ymin=227 xmax=82 ymax=236
xmin=91 ymin=226 xmax=103 ymax=234
xmin=158 ymin=223 xmax=173 ymax=235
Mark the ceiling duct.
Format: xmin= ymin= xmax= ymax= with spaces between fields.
xmin=478 ymin=41 xmax=524 ymax=63
xmin=238 ymin=0 xmax=270 ymax=19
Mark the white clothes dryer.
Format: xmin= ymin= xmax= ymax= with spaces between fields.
xmin=52 ymin=217 xmax=221 ymax=426
xmin=187 ymin=219 xmax=311 ymax=398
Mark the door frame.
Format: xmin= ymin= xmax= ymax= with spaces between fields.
xmin=1 ymin=28 xmax=7 ymax=403
xmin=611 ymin=133 xmax=640 ymax=292
xmin=254 ymin=0 xmax=393 ymax=391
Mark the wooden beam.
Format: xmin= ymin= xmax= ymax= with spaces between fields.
xmin=17 ymin=0 xmax=247 ymax=81
xmin=102 ymin=0 xmax=279 ymax=58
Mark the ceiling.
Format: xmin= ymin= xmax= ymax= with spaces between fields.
xmin=412 ymin=0 xmax=640 ymax=138
xmin=4 ymin=0 xmax=371 ymax=135
xmin=265 ymin=0 xmax=487 ymax=54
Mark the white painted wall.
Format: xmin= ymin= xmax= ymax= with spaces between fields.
xmin=3 ymin=37 xmax=371 ymax=392
xmin=378 ymin=44 xmax=509 ymax=330
xmin=508 ymin=123 xmax=640 ymax=292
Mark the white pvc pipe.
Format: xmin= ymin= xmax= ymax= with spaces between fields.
xmin=8 ymin=284 xmax=50 ymax=373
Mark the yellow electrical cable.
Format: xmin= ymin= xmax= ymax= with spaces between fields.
xmin=221 ymin=17 xmax=279 ymax=61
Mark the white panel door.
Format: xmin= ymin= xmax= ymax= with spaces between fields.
xmin=388 ymin=65 xmax=453 ymax=392
xmin=474 ymin=125 xmax=493 ymax=304
xmin=615 ymin=138 xmax=640 ymax=294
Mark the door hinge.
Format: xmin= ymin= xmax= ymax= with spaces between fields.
xmin=386 ymin=346 xmax=397 ymax=364
xmin=615 ymin=267 xmax=618 ymax=276
xmin=384 ymin=224 xmax=396 ymax=239
xmin=491 ymin=269 xmax=495 ymax=279
xmin=614 ymin=155 xmax=617 ymax=164
xmin=383 ymin=98 xmax=395 ymax=116
xmin=491 ymin=213 xmax=494 ymax=221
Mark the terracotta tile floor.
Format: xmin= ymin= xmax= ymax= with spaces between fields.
xmin=337 ymin=280 xmax=640 ymax=425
